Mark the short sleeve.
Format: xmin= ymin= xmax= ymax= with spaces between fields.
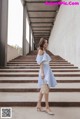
xmin=36 ymin=54 xmax=44 ymax=64
xmin=36 ymin=53 xmax=52 ymax=64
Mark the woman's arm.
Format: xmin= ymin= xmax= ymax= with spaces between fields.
xmin=38 ymin=50 xmax=45 ymax=79
xmin=40 ymin=63 xmax=45 ymax=79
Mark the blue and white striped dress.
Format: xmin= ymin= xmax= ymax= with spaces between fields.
xmin=36 ymin=51 xmax=57 ymax=88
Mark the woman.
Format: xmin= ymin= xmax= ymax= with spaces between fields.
xmin=36 ymin=37 xmax=57 ymax=115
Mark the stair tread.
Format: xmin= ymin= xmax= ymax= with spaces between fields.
xmin=0 ymin=68 xmax=80 ymax=72
xmin=0 ymin=92 xmax=80 ymax=102
xmin=6 ymin=65 xmax=76 ymax=67
xmin=0 ymin=69 xmax=80 ymax=72
xmin=0 ymin=83 xmax=80 ymax=89
xmin=7 ymin=64 xmax=74 ymax=66
xmin=0 ymin=72 xmax=80 ymax=75
xmin=0 ymin=77 xmax=80 ymax=80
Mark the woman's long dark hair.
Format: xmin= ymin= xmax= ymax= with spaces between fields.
xmin=38 ymin=37 xmax=46 ymax=50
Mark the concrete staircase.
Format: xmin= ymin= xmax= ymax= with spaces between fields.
xmin=0 ymin=50 xmax=80 ymax=108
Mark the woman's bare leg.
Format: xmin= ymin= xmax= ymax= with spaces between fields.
xmin=44 ymin=86 xmax=53 ymax=113
xmin=44 ymin=93 xmax=49 ymax=109
xmin=37 ymin=89 xmax=43 ymax=109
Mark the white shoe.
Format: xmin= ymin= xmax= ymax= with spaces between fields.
xmin=45 ymin=108 xmax=54 ymax=115
xmin=37 ymin=107 xmax=45 ymax=112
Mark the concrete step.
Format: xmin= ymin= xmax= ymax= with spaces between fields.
xmin=0 ymin=72 xmax=80 ymax=77
xmin=7 ymin=62 xmax=71 ymax=64
xmin=7 ymin=64 xmax=75 ymax=68
xmin=4 ymin=66 xmax=78 ymax=69
xmin=0 ymin=92 xmax=80 ymax=107
xmin=0 ymin=77 xmax=80 ymax=83
xmin=0 ymin=77 xmax=80 ymax=81
xmin=0 ymin=69 xmax=80 ymax=72
xmin=0 ymin=83 xmax=80 ymax=89
xmin=9 ymin=60 xmax=69 ymax=62
xmin=0 ymin=72 xmax=80 ymax=74
xmin=0 ymin=79 xmax=80 ymax=83
xmin=0 ymin=83 xmax=80 ymax=92
xmin=7 ymin=64 xmax=74 ymax=66
xmin=9 ymin=56 xmax=64 ymax=59
xmin=0 ymin=88 xmax=80 ymax=92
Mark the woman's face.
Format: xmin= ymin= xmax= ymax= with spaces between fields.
xmin=43 ymin=40 xmax=48 ymax=49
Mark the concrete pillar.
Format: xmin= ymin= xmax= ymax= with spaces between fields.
xmin=30 ymin=29 xmax=34 ymax=51
xmin=22 ymin=2 xmax=26 ymax=56
xmin=29 ymin=26 xmax=31 ymax=53
xmin=0 ymin=0 xmax=8 ymax=67
xmin=31 ymin=33 xmax=33 ymax=51
xmin=32 ymin=37 xmax=34 ymax=51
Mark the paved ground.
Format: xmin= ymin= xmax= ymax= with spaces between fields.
xmin=0 ymin=107 xmax=80 ymax=119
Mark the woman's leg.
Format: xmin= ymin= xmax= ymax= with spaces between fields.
xmin=44 ymin=92 xmax=50 ymax=109
xmin=37 ymin=89 xmax=43 ymax=109
xmin=44 ymin=86 xmax=52 ymax=112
